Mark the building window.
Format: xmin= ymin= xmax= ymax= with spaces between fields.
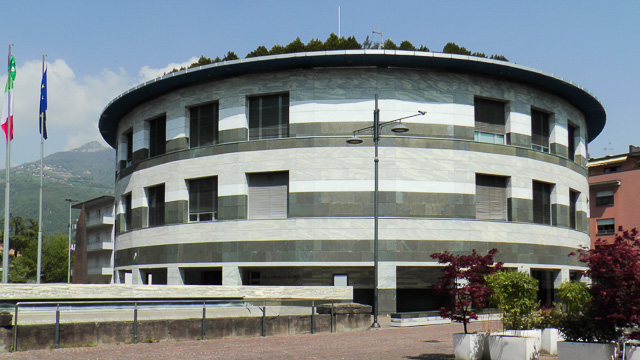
xmin=248 ymin=171 xmax=288 ymax=219
xmin=148 ymin=115 xmax=166 ymax=158
xmin=147 ymin=184 xmax=165 ymax=227
xmin=249 ymin=93 xmax=289 ymax=140
xmin=531 ymin=109 xmax=550 ymax=153
xmin=568 ymin=123 xmax=577 ymax=161
xmin=533 ymin=181 xmax=552 ymax=225
xmin=597 ymin=218 xmax=615 ymax=235
xmin=474 ymin=98 xmax=506 ymax=145
xmin=188 ymin=177 xmax=218 ymax=222
xmin=569 ymin=190 xmax=579 ymax=229
xmin=595 ymin=190 xmax=614 ymax=206
xmin=604 ymin=166 xmax=621 ymax=173
xmin=190 ymin=102 xmax=219 ymax=148
xmin=124 ymin=193 xmax=132 ymax=231
xmin=475 ymin=174 xmax=508 ymax=220
xmin=126 ymin=130 xmax=133 ymax=165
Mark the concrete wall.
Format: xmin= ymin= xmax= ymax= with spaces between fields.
xmin=1 ymin=312 xmax=370 ymax=352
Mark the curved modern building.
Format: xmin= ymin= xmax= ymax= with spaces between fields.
xmin=100 ymin=50 xmax=605 ymax=312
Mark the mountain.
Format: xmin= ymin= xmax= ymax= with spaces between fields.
xmin=0 ymin=141 xmax=115 ymax=235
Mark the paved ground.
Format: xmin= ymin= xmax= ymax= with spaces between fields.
xmin=0 ymin=318 xmax=558 ymax=360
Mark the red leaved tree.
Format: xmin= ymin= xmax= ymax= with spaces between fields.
xmin=574 ymin=227 xmax=640 ymax=333
xmin=431 ymin=249 xmax=503 ymax=334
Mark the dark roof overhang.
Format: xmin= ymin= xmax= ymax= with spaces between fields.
xmin=99 ymin=50 xmax=606 ymax=148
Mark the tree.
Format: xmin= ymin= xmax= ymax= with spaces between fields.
xmin=188 ymin=55 xmax=213 ymax=69
xmin=284 ymin=37 xmax=306 ymax=53
xmin=382 ymin=39 xmax=398 ymax=50
xmin=443 ymin=42 xmax=471 ymax=55
xmin=1 ymin=218 xmax=71 ymax=283
xmin=222 ymin=51 xmax=239 ymax=61
xmin=41 ymin=233 xmax=72 ymax=283
xmin=490 ymin=54 xmax=508 ymax=61
xmin=324 ymin=33 xmax=341 ymax=50
xmin=305 ymin=38 xmax=324 ymax=52
xmin=269 ymin=44 xmax=286 ymax=55
xmin=574 ymin=227 xmax=640 ymax=334
xmin=431 ymin=249 xmax=503 ymax=334
xmin=342 ymin=36 xmax=361 ymax=49
xmin=362 ymin=35 xmax=372 ymax=49
xmin=246 ymin=45 xmax=269 ymax=58
xmin=486 ymin=270 xmax=539 ymax=330
xmin=399 ymin=40 xmax=416 ymax=51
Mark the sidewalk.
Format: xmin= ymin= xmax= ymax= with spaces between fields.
xmin=0 ymin=317 xmax=558 ymax=360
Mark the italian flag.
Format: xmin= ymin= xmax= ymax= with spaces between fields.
xmin=1 ymin=55 xmax=16 ymax=142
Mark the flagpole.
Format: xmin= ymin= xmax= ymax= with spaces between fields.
xmin=36 ymin=55 xmax=45 ymax=283
xmin=2 ymin=44 xmax=11 ymax=283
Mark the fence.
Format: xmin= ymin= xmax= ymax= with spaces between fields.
xmin=8 ymin=298 xmax=347 ymax=352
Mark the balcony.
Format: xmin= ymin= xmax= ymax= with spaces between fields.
xmin=86 ymin=241 xmax=114 ymax=252
xmin=85 ymin=215 xmax=115 ymax=229
xmin=88 ymin=266 xmax=113 ymax=276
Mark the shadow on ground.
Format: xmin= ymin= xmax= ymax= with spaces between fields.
xmin=406 ymin=354 xmax=454 ymax=360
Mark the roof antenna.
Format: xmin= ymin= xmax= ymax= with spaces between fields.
xmin=338 ymin=6 xmax=341 ymax=38
xmin=372 ymin=28 xmax=383 ymax=48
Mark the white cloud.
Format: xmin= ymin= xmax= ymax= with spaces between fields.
xmin=137 ymin=57 xmax=199 ymax=82
xmin=0 ymin=56 xmax=199 ymax=168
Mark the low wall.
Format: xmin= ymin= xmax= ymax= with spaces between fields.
xmin=0 ymin=304 xmax=372 ymax=352
xmin=0 ymin=284 xmax=353 ymax=302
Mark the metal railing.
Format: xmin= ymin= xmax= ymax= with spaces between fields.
xmin=10 ymin=299 xmax=340 ymax=352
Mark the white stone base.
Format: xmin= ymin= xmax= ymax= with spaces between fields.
xmin=557 ymin=341 xmax=616 ymax=360
xmin=453 ymin=332 xmax=487 ymax=360
xmin=541 ymin=328 xmax=564 ymax=355
xmin=488 ymin=335 xmax=539 ymax=360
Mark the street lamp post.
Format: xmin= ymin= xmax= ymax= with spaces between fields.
xmin=65 ymin=198 xmax=77 ymax=283
xmin=347 ymin=94 xmax=425 ymax=328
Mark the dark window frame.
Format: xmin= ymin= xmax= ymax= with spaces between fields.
xmin=148 ymin=115 xmax=166 ymax=158
xmin=189 ymin=102 xmax=219 ymax=148
xmin=475 ymin=174 xmax=508 ymax=221
xmin=533 ymin=180 xmax=553 ymax=225
xmin=595 ymin=190 xmax=614 ymax=206
xmin=569 ymin=190 xmax=579 ymax=229
xmin=147 ymin=184 xmax=165 ymax=227
xmin=188 ymin=176 xmax=218 ymax=222
xmin=474 ymin=97 xmax=506 ymax=145
xmin=531 ymin=109 xmax=550 ymax=153
xmin=124 ymin=193 xmax=132 ymax=231
xmin=596 ymin=218 xmax=615 ymax=235
xmin=604 ymin=166 xmax=621 ymax=173
xmin=568 ymin=123 xmax=578 ymax=161
xmin=248 ymin=93 xmax=289 ymax=140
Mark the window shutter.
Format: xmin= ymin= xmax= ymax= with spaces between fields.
xmin=533 ymin=181 xmax=552 ymax=224
xmin=569 ymin=190 xmax=578 ymax=229
xmin=248 ymin=94 xmax=289 ymax=140
xmin=475 ymin=98 xmax=505 ymax=135
xmin=476 ymin=175 xmax=507 ymax=220
xmin=531 ymin=110 xmax=550 ymax=149
xmin=249 ymin=172 xmax=288 ymax=219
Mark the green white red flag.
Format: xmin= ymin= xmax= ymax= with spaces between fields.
xmin=1 ymin=55 xmax=16 ymax=142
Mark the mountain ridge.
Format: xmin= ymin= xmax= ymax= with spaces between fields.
xmin=0 ymin=141 xmax=115 ymax=235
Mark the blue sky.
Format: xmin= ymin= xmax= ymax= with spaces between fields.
xmin=0 ymin=1 xmax=637 ymax=167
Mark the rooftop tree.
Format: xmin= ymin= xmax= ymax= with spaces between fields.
xmin=431 ymin=248 xmax=503 ymax=334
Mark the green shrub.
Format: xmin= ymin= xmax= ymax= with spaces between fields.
xmin=486 ymin=270 xmax=539 ymax=330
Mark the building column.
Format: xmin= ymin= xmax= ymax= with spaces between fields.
xmin=223 ymin=265 xmax=242 ymax=286
xmin=132 ymin=267 xmax=143 ymax=285
xmin=167 ymin=265 xmax=183 ymax=285
xmin=518 ymin=264 xmax=531 ymax=274
xmin=378 ymin=263 xmax=397 ymax=315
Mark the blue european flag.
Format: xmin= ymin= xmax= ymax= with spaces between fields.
xmin=39 ymin=68 xmax=47 ymax=140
